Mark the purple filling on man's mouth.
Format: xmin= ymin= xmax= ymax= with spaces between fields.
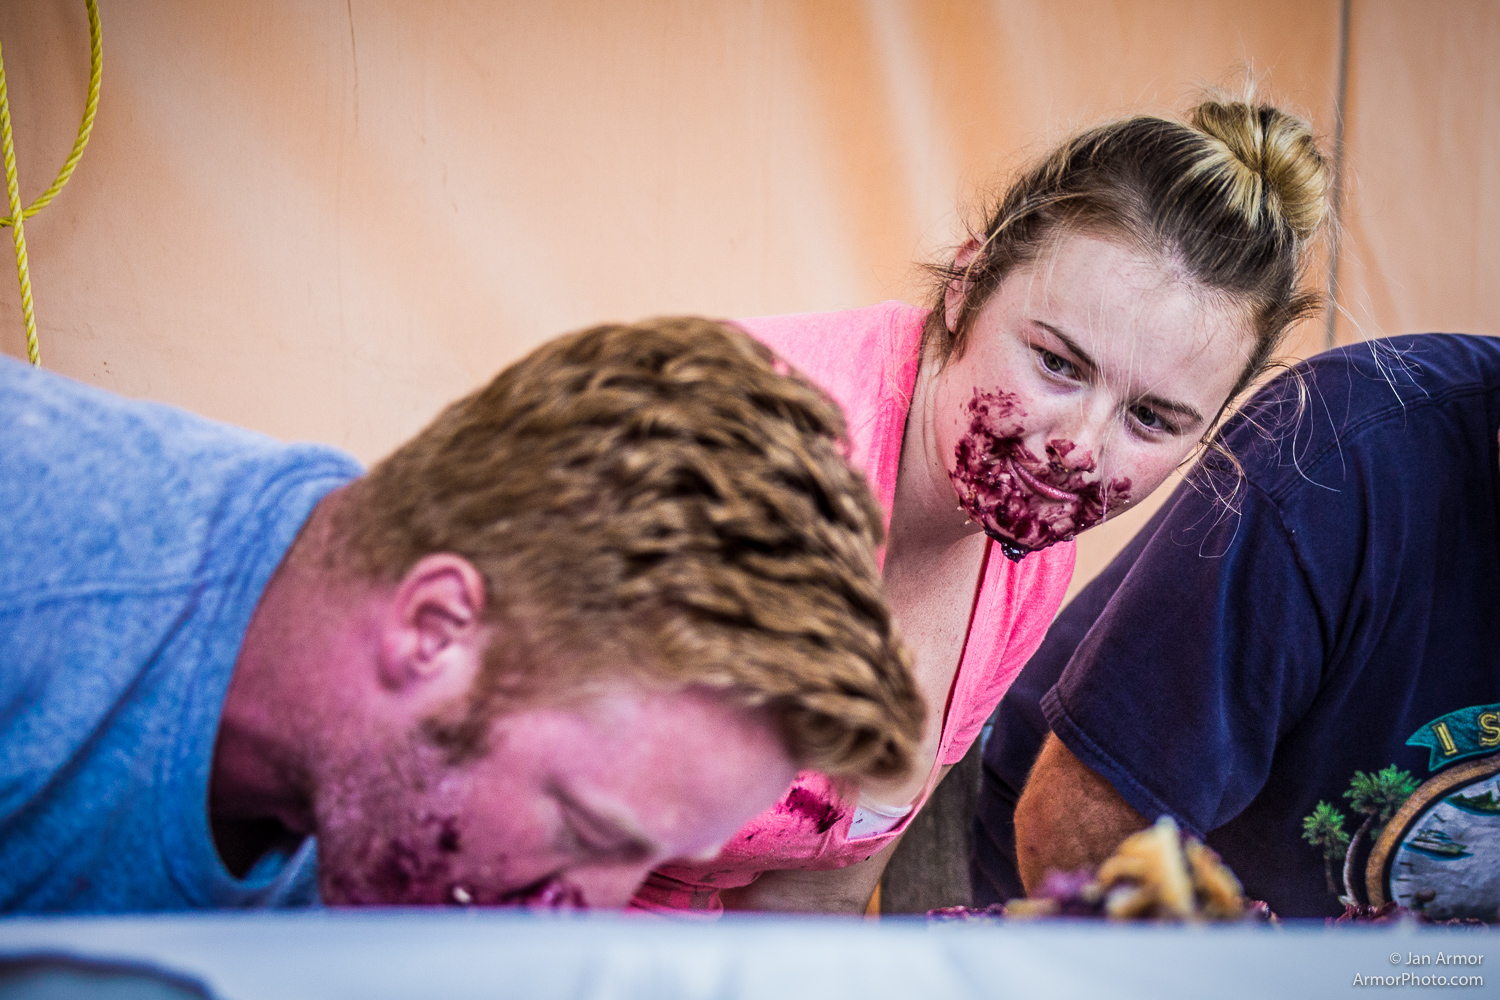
xmin=496 ymin=875 xmax=587 ymax=909
xmin=950 ymin=389 xmax=1131 ymax=554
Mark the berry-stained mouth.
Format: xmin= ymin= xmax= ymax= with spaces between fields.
xmin=949 ymin=388 xmax=1131 ymax=558
xmin=328 ymin=818 xmax=588 ymax=909
xmin=1007 ymin=458 xmax=1079 ymax=502
xmin=494 ymin=875 xmax=587 ymax=909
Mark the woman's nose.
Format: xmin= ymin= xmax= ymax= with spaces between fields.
xmin=1037 ymin=397 xmax=1113 ymax=476
xmin=1044 ymin=437 xmax=1097 ymax=474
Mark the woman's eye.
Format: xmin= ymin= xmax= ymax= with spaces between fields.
xmin=1130 ymin=404 xmax=1169 ymax=433
xmin=1038 ymin=349 xmax=1077 ymax=379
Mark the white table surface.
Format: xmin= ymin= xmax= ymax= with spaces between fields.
xmin=0 ymin=910 xmax=1489 ymax=1000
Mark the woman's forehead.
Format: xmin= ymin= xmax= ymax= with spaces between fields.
xmin=1025 ymin=238 xmax=1247 ymax=345
xmin=993 ymin=236 xmax=1252 ymax=406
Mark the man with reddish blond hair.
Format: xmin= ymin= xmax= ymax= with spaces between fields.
xmin=0 ymin=317 xmax=922 ymax=913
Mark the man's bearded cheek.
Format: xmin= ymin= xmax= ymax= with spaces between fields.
xmin=316 ymin=796 xmax=487 ymax=907
xmin=316 ymin=808 xmax=587 ymax=909
xmin=317 ymin=818 xmax=459 ymax=905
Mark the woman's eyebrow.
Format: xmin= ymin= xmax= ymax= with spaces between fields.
xmin=1038 ymin=320 xmax=1200 ymax=425
xmin=1138 ymin=393 xmax=1204 ymax=425
xmin=1034 ymin=320 xmax=1205 ymax=426
xmin=1033 ymin=321 xmax=1098 ymax=374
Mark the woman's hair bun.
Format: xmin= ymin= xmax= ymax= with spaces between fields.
xmin=1190 ymin=99 xmax=1330 ymax=243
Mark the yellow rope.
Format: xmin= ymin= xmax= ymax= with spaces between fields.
xmin=0 ymin=0 xmax=102 ymax=366
xmin=0 ymin=67 xmax=36 ymax=365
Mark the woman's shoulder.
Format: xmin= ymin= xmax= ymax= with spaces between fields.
xmin=735 ymin=303 xmax=926 ymax=484
xmin=734 ymin=301 xmax=925 ymax=383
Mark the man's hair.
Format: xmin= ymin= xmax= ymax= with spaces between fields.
xmin=340 ymin=316 xmax=922 ymax=783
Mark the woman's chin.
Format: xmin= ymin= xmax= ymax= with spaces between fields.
xmin=977 ymin=508 xmax=1101 ymax=557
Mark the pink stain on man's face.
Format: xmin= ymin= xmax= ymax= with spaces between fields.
xmin=315 ymin=686 xmax=797 ymax=909
xmin=936 ymin=233 xmax=1251 ymax=559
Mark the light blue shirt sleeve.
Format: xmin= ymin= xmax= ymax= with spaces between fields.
xmin=0 ymin=355 xmax=361 ymax=912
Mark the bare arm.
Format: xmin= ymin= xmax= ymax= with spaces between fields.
xmin=1013 ymin=733 xmax=1148 ymax=894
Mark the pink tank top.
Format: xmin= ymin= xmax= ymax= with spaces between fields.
xmin=630 ymin=302 xmax=1075 ymax=913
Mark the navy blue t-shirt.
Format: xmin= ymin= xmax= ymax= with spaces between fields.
xmin=973 ymin=334 xmax=1500 ymax=920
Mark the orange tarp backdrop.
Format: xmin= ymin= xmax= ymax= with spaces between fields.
xmin=0 ymin=1 xmax=1492 ymax=594
xmin=1333 ymin=0 xmax=1500 ymax=344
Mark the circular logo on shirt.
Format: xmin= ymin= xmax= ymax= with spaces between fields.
xmin=1366 ymin=753 xmax=1500 ymax=921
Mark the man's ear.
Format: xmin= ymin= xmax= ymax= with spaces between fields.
xmin=943 ymin=237 xmax=983 ymax=334
xmin=377 ymin=553 xmax=489 ymax=693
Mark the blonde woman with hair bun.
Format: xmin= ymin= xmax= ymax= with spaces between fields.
xmin=632 ymin=95 xmax=1333 ymax=915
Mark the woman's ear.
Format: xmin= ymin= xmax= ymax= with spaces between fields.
xmin=377 ymin=553 xmax=489 ymax=694
xmin=944 ymin=237 xmax=983 ymax=334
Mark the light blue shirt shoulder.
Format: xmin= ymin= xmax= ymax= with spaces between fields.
xmin=0 ymin=356 xmax=362 ymax=912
